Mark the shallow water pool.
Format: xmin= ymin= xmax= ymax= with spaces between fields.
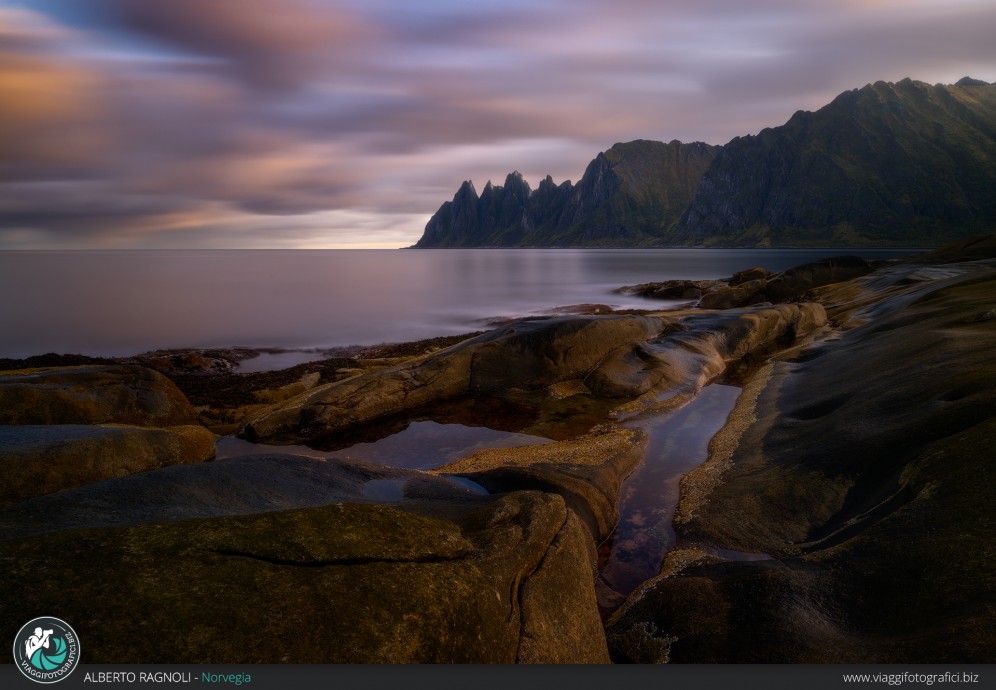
xmin=216 ymin=419 xmax=551 ymax=470
xmin=597 ymin=384 xmax=742 ymax=610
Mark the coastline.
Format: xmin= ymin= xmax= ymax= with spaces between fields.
xmin=1 ymin=237 xmax=994 ymax=663
xmin=0 ymin=246 xmax=922 ymax=361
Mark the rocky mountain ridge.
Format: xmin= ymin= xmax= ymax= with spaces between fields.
xmin=415 ymin=78 xmax=996 ymax=247
xmin=415 ymin=140 xmax=720 ymax=247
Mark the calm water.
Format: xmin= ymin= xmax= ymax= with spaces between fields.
xmin=0 ymin=248 xmax=917 ymax=358
xmin=216 ymin=421 xmax=551 ymax=469
xmin=598 ymin=384 xmax=742 ymax=609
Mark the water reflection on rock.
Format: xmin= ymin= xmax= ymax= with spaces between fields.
xmin=597 ymin=384 xmax=742 ymax=612
xmin=217 ymin=420 xmax=551 ymax=470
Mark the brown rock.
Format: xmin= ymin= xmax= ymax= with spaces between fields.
xmin=608 ymin=258 xmax=996 ymax=663
xmin=762 ymin=255 xmax=881 ymax=303
xmin=616 ymin=279 xmax=721 ymax=300
xmin=586 ymin=303 xmax=828 ymax=405
xmin=0 ymin=490 xmax=609 ymax=663
xmin=697 ymin=279 xmax=768 ymax=310
xmin=728 ymin=267 xmax=772 ymax=286
xmin=517 ymin=510 xmax=607 ymax=663
xmin=437 ymin=427 xmax=647 ymax=544
xmin=0 ymin=365 xmax=197 ymax=427
xmin=0 ymin=424 xmax=216 ymax=506
xmin=242 ymin=315 xmax=664 ymax=442
xmin=0 ymin=454 xmax=481 ymax=539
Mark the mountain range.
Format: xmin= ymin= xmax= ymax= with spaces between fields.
xmin=414 ymin=77 xmax=996 ymax=248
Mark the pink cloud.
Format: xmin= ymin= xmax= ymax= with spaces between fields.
xmin=0 ymin=1 xmax=994 ymax=247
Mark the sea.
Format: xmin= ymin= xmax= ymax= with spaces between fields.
xmin=0 ymin=248 xmax=920 ymax=361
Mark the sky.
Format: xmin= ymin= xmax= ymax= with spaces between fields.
xmin=1 ymin=0 xmax=994 ymax=249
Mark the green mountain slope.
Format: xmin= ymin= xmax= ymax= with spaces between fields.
xmin=415 ymin=78 xmax=996 ymax=248
xmin=678 ymin=78 xmax=996 ymax=247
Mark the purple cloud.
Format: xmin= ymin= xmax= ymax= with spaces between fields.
xmin=1 ymin=1 xmax=994 ymax=247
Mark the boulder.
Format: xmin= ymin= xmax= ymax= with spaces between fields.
xmin=728 ymin=267 xmax=772 ymax=286
xmin=467 ymin=316 xmax=663 ymax=390
xmin=0 ymin=424 xmax=215 ymax=507
xmin=0 ymin=489 xmax=609 ymax=663
xmin=616 ymin=280 xmax=721 ymax=300
xmin=0 ymin=365 xmax=217 ymax=505
xmin=697 ymin=279 xmax=768 ymax=310
xmin=0 ymin=365 xmax=197 ymax=427
xmin=761 ymin=255 xmax=883 ymax=303
xmin=618 ymin=257 xmax=882 ymax=311
xmin=700 ymin=258 xmax=880 ymax=309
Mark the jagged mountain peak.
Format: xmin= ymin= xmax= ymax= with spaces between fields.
xmin=416 ymin=78 xmax=996 ymax=248
xmin=456 ymin=180 xmax=478 ymax=198
xmin=415 ymin=139 xmax=719 ymax=247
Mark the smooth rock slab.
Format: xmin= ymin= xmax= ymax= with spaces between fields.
xmin=0 ymin=423 xmax=649 ymax=662
xmin=0 ymin=424 xmax=216 ymax=506
xmin=0 ymin=365 xmax=198 ymax=427
xmin=607 ymin=260 xmax=996 ymax=663
xmin=588 ymin=303 xmax=828 ymax=406
xmin=0 ymin=491 xmax=609 ymax=663
xmin=242 ymin=315 xmax=664 ymax=442
xmin=0 ymin=453 xmax=483 ymax=539
xmin=438 ymin=427 xmax=647 ymax=545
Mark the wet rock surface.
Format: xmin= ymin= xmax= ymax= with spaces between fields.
xmin=0 ymin=490 xmax=607 ymax=663
xmin=607 ymin=253 xmax=996 ymax=663
xmin=0 ymin=424 xmax=215 ymax=507
xmin=0 ymin=429 xmax=642 ymax=662
xmin=592 ymin=303 xmax=827 ymax=411
xmin=618 ymin=255 xmax=884 ymax=310
xmin=437 ymin=427 xmax=647 ymax=545
xmin=0 ymin=365 xmax=217 ymax=503
xmin=0 ymin=365 xmax=198 ymax=427
xmin=241 ymin=315 xmax=665 ymax=443
xmin=242 ymin=305 xmax=827 ymax=445
xmin=3 ymin=242 xmax=993 ymax=664
xmin=0 ymin=453 xmax=484 ymax=539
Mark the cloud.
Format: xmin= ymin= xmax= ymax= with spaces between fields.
xmin=1 ymin=1 xmax=994 ymax=248
xmin=0 ymin=9 xmax=111 ymax=178
xmin=97 ymin=0 xmax=378 ymax=91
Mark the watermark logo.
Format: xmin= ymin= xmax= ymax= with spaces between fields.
xmin=13 ymin=617 xmax=80 ymax=684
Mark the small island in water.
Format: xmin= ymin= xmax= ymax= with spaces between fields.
xmin=1 ymin=235 xmax=994 ymax=662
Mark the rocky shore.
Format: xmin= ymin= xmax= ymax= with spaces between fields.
xmin=607 ymin=236 xmax=996 ymax=662
xmin=1 ymin=237 xmax=993 ymax=663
